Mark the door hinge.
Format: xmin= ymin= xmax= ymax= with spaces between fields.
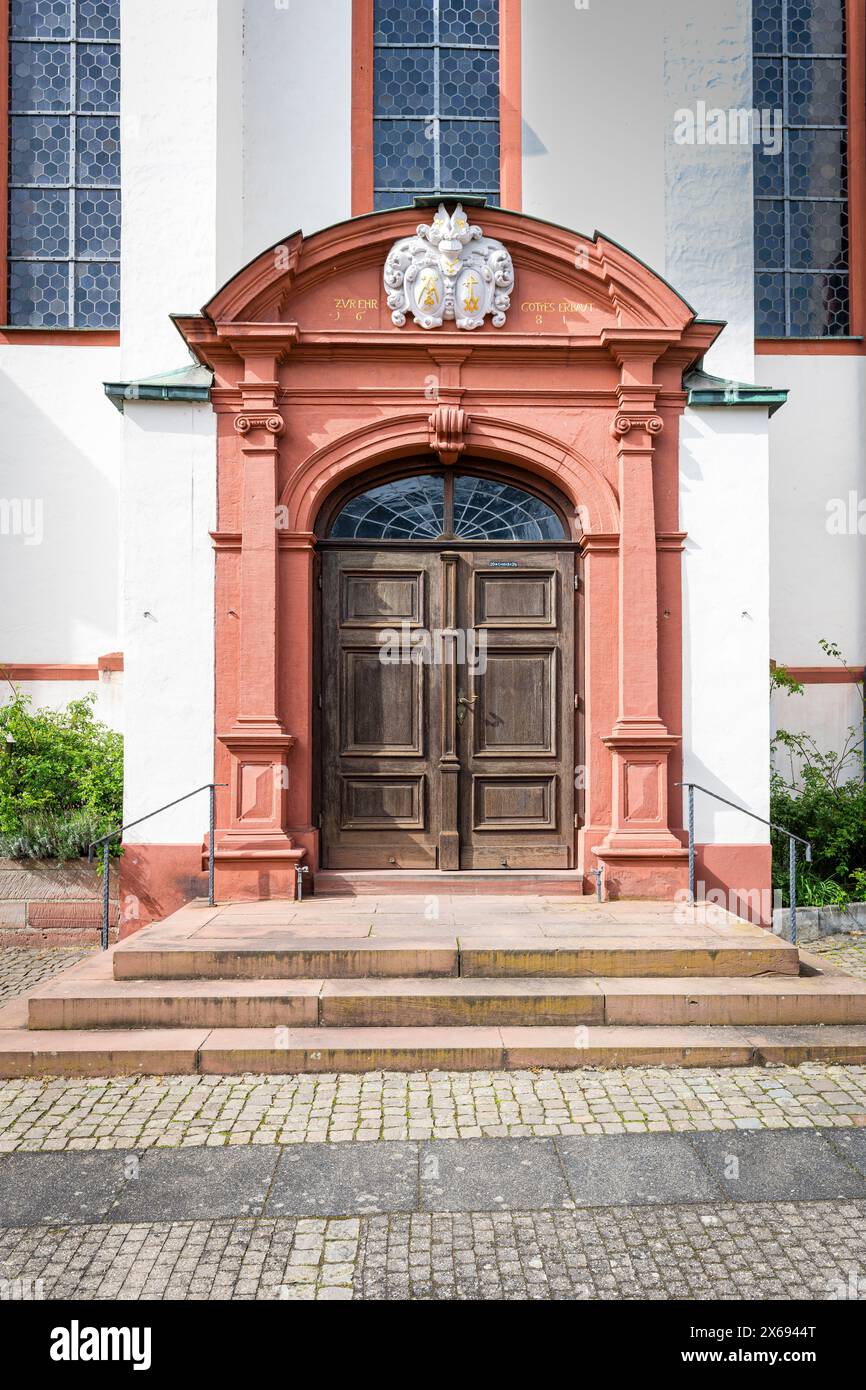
xmin=574 ymin=693 xmax=579 ymax=709
xmin=317 ymin=572 xmax=323 ymax=590
xmin=573 ymin=574 xmax=579 ymax=591
xmin=317 ymin=811 xmax=323 ymax=828
xmin=574 ymin=813 xmax=579 ymax=828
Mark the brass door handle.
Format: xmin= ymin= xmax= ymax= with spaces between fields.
xmin=456 ymin=693 xmax=478 ymax=725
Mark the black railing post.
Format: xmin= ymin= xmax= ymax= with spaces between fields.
xmin=102 ymin=840 xmax=110 ymax=951
xmin=208 ymin=782 xmax=216 ymax=907
xmin=89 ymin=783 xmax=227 ymax=949
xmin=687 ymin=783 xmax=695 ymax=903
xmin=675 ymin=780 xmax=810 ymax=942
xmin=789 ymin=837 xmax=798 ymax=946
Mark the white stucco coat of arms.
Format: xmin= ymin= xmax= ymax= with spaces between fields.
xmin=384 ymin=203 xmax=515 ymax=331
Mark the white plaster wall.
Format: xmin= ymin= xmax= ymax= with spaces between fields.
xmin=663 ymin=0 xmax=754 ymax=382
xmin=120 ymin=0 xmax=244 ymax=379
xmin=771 ymin=681 xmax=864 ymax=785
xmin=0 ymin=345 xmax=121 ymax=662
xmin=3 ymin=674 xmax=124 ymax=732
xmin=521 ymin=0 xmax=666 ymax=268
xmin=241 ymin=0 xmax=353 ymax=261
xmin=680 ymin=407 xmax=771 ymax=844
xmin=121 ymin=402 xmax=216 ymax=843
xmin=758 ymin=355 xmax=866 ymax=667
xmin=522 ymin=0 xmax=754 ymax=381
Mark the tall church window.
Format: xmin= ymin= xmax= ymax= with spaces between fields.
xmin=6 ymin=0 xmax=120 ymax=327
xmin=373 ymin=0 xmax=500 ymax=210
xmin=753 ymin=0 xmax=850 ymax=336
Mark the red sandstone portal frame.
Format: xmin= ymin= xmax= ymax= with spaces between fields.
xmin=173 ymin=206 xmax=734 ymax=905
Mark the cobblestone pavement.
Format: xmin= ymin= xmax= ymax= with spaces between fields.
xmin=811 ymin=932 xmax=866 ymax=982
xmin=1 ymin=1064 xmax=865 ymax=1152
xmin=0 ymin=949 xmax=93 ymax=1005
xmin=354 ymin=1202 xmax=866 ymax=1301
xmin=1 ymin=1202 xmax=864 ymax=1301
xmin=0 ymin=1216 xmax=359 ymax=1301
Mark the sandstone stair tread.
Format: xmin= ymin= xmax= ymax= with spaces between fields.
xmin=4 ymin=1024 xmax=866 ymax=1077
xmin=27 ymin=972 xmax=866 ymax=1031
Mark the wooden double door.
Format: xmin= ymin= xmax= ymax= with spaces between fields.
xmin=320 ymin=547 xmax=575 ymax=869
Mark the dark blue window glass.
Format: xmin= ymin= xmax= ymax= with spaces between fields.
xmin=6 ymin=0 xmax=121 ymax=327
xmin=373 ymin=0 xmax=500 ymax=209
xmin=753 ymin=1 xmax=849 ymax=336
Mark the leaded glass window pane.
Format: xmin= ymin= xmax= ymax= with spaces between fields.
xmin=330 ymin=477 xmax=446 ymax=539
xmin=452 ymin=476 xmax=565 ymax=541
xmin=753 ymin=0 xmax=849 ymax=336
xmin=373 ymin=0 xmax=500 ymax=210
xmin=6 ymin=0 xmax=121 ymax=327
xmin=329 ymin=474 xmax=565 ymax=542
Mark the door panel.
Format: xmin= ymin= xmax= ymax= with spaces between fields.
xmin=472 ymin=774 xmax=558 ymax=831
xmin=322 ymin=550 xmax=441 ymax=868
xmin=340 ymin=570 xmax=425 ymax=627
xmin=341 ymin=775 xmax=426 ymax=830
xmin=339 ymin=649 xmax=423 ymax=755
xmin=458 ymin=552 xmax=574 ymax=869
xmin=474 ymin=649 xmax=556 ymax=755
xmin=473 ymin=570 xmax=557 ymax=627
xmin=320 ymin=546 xmax=574 ymax=870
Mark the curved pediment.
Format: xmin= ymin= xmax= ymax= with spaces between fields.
xmin=184 ymin=205 xmax=704 ymax=347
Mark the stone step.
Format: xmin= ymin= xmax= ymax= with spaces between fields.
xmin=111 ymin=934 xmax=799 ymax=981
xmin=4 ymin=1023 xmax=866 ymax=1077
xmin=27 ymin=978 xmax=322 ymax=1030
xmin=29 ymin=972 xmax=866 ymax=1030
xmin=313 ymin=870 xmax=590 ymax=897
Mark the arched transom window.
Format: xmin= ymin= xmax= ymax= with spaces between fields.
xmin=329 ymin=473 xmax=566 ymax=541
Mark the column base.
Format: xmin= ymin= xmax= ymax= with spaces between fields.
xmin=591 ymin=842 xmax=689 ymax=900
xmin=209 ymin=832 xmax=307 ymax=902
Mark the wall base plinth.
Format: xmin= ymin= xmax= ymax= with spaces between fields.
xmin=120 ymin=844 xmax=207 ymax=932
xmin=211 ymin=832 xmax=307 ymax=902
xmin=591 ymin=844 xmax=690 ymax=901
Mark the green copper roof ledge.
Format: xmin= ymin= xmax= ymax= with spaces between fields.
xmin=684 ymin=367 xmax=788 ymax=417
xmin=104 ymin=363 xmax=213 ymax=412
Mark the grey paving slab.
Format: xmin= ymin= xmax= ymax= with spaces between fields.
xmin=824 ymin=1128 xmax=866 ymax=1178
xmin=0 ymin=1151 xmax=128 ymax=1226
xmin=689 ymin=1129 xmax=866 ymax=1203
xmin=107 ymin=1145 xmax=280 ymax=1223
xmin=419 ymin=1138 xmax=569 ymax=1212
xmin=556 ymin=1134 xmax=723 ymax=1207
xmin=267 ymin=1141 xmax=418 ymax=1217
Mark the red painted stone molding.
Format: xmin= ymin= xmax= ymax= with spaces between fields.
xmin=172 ymin=206 xmax=724 ymax=905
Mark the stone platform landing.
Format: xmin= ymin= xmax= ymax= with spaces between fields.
xmin=2 ymin=896 xmax=866 ymax=1075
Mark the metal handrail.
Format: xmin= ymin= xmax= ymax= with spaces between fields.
xmin=88 ymin=783 xmax=226 ymax=949
xmin=675 ymin=781 xmax=812 ymax=945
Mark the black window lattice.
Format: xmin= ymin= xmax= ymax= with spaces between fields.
xmin=6 ymin=0 xmax=120 ymax=328
xmin=753 ymin=0 xmax=850 ymax=337
xmin=373 ymin=0 xmax=500 ymax=210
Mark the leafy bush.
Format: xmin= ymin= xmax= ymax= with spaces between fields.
xmin=0 ymin=692 xmax=123 ymax=861
xmin=771 ymin=642 xmax=866 ymax=906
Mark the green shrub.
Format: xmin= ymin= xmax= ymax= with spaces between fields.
xmin=0 ymin=692 xmax=123 ymax=861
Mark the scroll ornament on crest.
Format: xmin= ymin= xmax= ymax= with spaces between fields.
xmin=384 ymin=203 xmax=515 ymax=331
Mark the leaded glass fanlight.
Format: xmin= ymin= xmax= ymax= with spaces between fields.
xmin=328 ymin=473 xmax=566 ymax=541
xmin=330 ymin=475 xmax=445 ymax=539
xmin=452 ymin=476 xmax=564 ymax=540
